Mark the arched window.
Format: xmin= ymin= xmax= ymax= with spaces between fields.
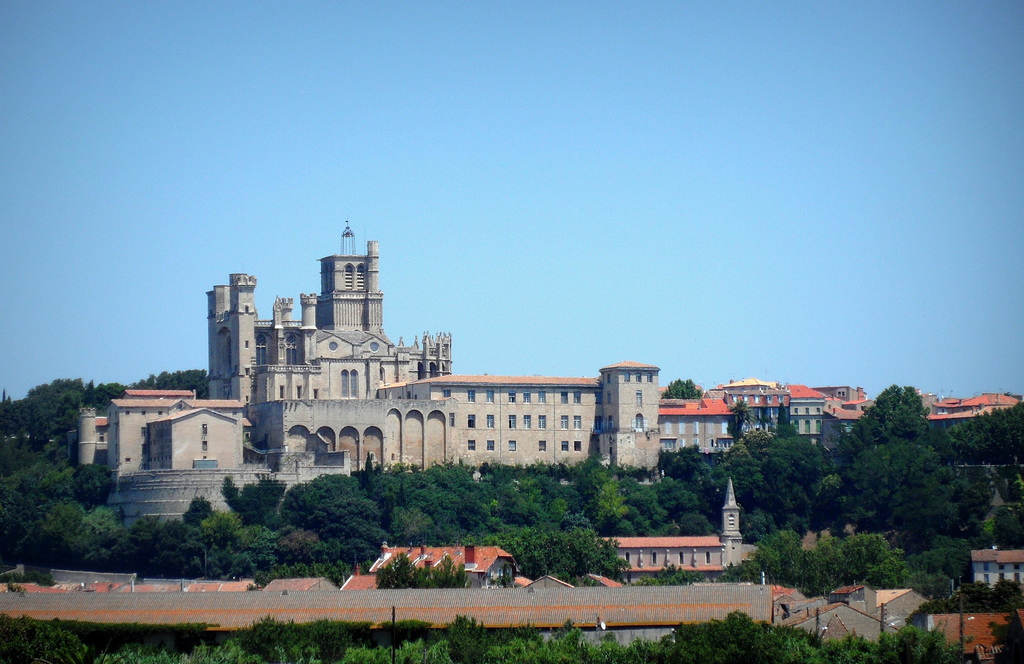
xmin=255 ymin=334 xmax=267 ymax=365
xmin=285 ymin=334 xmax=300 ymax=365
xmin=341 ymin=370 xmax=350 ymax=398
xmin=635 ymin=413 xmax=645 ymax=430
xmin=356 ymin=264 xmax=365 ymax=290
xmin=344 ymin=264 xmax=354 ymax=290
xmin=350 ymin=370 xmax=359 ymax=398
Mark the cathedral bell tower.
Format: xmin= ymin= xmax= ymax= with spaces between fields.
xmin=316 ymin=225 xmax=384 ymax=333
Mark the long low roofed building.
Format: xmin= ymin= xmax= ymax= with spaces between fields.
xmin=0 ymin=584 xmax=773 ymax=644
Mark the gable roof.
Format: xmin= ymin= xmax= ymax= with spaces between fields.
xmin=263 ymin=578 xmax=338 ymax=593
xmin=340 ymin=575 xmax=378 ymax=591
xmin=788 ymin=385 xmax=826 ymax=400
xmin=660 ymin=398 xmax=732 ymax=417
xmin=972 ymin=549 xmax=1024 ymax=563
xmin=369 ymin=546 xmax=515 ymax=576
xmin=930 ymin=613 xmax=1009 ymax=656
xmin=122 ymin=389 xmax=195 ymax=398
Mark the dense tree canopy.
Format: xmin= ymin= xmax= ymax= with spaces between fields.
xmin=662 ymin=378 xmax=703 ymax=400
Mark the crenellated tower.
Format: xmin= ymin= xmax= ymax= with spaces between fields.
xmin=208 ymin=273 xmax=258 ymax=402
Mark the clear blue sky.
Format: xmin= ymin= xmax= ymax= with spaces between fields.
xmin=1 ymin=2 xmax=1022 ymax=401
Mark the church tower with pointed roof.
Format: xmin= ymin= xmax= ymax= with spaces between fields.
xmin=721 ymin=477 xmax=743 ymax=567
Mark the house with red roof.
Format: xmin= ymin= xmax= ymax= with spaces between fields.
xmin=657 ymin=398 xmax=734 ymax=454
xmin=929 ymin=393 xmax=1021 ymax=429
xmin=972 ymin=548 xmax=1024 ymax=586
xmin=787 ymin=385 xmax=826 ymax=444
xmin=365 ymin=544 xmax=518 ymax=589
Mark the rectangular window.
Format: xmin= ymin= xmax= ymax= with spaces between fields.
xmin=624 ymin=373 xmax=630 ymax=382
xmin=508 ymin=440 xmax=516 ymax=452
xmin=523 ymin=391 xmax=531 ymax=403
xmin=523 ymin=415 xmax=532 ymax=429
xmin=608 ymin=416 xmax=614 ymax=430
xmin=574 ymin=440 xmax=582 ymax=452
xmin=449 ymin=412 xmax=456 ymax=427
xmin=647 ymin=373 xmax=653 ymax=383
xmin=280 ymin=386 xmax=285 ymax=399
xmin=573 ymin=415 xmax=582 ymax=430
xmin=467 ymin=439 xmax=476 ymax=451
xmin=721 ymin=422 xmax=727 ymax=434
xmin=635 ymin=373 xmax=641 ymax=382
xmin=636 ymin=390 xmax=643 ymax=406
xmin=661 ymin=439 xmax=676 ymax=450
xmin=694 ymin=421 xmax=700 ymax=434
xmin=443 ymin=389 xmax=452 ymax=398
xmin=561 ymin=391 xmax=569 ymax=404
xmin=508 ymin=391 xmax=516 ymax=403
xmin=538 ymin=391 xmax=547 ymax=404
xmin=202 ymin=440 xmax=208 ymax=452
xmin=486 ymin=390 xmax=495 ymax=404
xmin=594 ymin=418 xmax=601 ymax=431
xmin=596 ymin=392 xmax=603 ymax=404
xmin=468 ymin=389 xmax=476 ymax=403
xmin=561 ymin=440 xmax=569 ymax=452
xmin=487 ymin=415 xmax=495 ymax=429
xmin=296 ymin=386 xmax=303 ymax=399
xmin=815 ymin=420 xmax=821 ymax=433
xmin=561 ymin=415 xmax=569 ymax=430
xmin=487 ymin=440 xmax=495 ymax=451
xmin=539 ymin=440 xmax=547 ymax=451
xmin=573 ymin=391 xmax=582 ymax=404
xmin=202 ymin=423 xmax=208 ymax=435
xmin=538 ymin=415 xmax=547 ymax=429
xmin=508 ymin=415 xmax=517 ymax=429
xmin=468 ymin=414 xmax=476 ymax=428
xmin=313 ymin=389 xmax=319 ymax=399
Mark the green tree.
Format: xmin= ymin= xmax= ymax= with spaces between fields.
xmin=662 ymin=379 xmax=704 ymax=400
xmin=728 ymin=399 xmax=753 ymax=439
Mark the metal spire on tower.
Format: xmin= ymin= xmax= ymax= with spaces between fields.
xmin=341 ymin=222 xmax=355 ymax=255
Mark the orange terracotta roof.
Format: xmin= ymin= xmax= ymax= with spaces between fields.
xmin=660 ymin=398 xmax=732 ymax=417
xmin=586 ymin=574 xmax=623 ymax=588
xmin=527 ymin=576 xmax=574 ymax=588
xmin=95 ymin=417 xmax=108 ymax=427
xmin=876 ymin=589 xmax=912 ymax=605
xmin=929 ymin=413 xmax=976 ymax=421
xmin=2 ymin=583 xmax=67 ymax=593
xmin=930 ymin=613 xmax=1009 ymax=655
xmin=340 ymin=575 xmax=378 ymax=591
xmin=123 ymin=389 xmax=195 ymax=398
xmin=370 ymin=546 xmax=515 ymax=576
xmin=614 ymin=536 xmax=723 ymax=549
xmin=408 ymin=375 xmax=600 ymax=387
xmin=513 ymin=576 xmax=532 ymax=587
xmin=830 ymin=585 xmax=865 ymax=595
xmin=0 ymin=584 xmax=773 ymax=629
xmin=972 ymin=549 xmax=1024 ymax=563
xmin=788 ymin=385 xmax=826 ymax=400
xmin=825 ymin=408 xmax=865 ymax=421
xmin=600 ymin=361 xmax=660 ymax=371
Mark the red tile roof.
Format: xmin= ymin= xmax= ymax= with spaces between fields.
xmin=369 ymin=546 xmax=515 ymax=577
xmin=660 ymin=398 xmax=731 ymax=417
xmin=340 ymin=575 xmax=378 ymax=591
xmin=600 ymin=361 xmax=660 ymax=371
xmin=95 ymin=417 xmax=108 ymax=427
xmin=123 ymin=389 xmax=195 ymax=398
xmin=930 ymin=613 xmax=1009 ymax=657
xmin=830 ymin=585 xmax=865 ymax=595
xmin=614 ymin=536 xmax=723 ymax=549
xmin=972 ymin=549 xmax=1024 ymax=563
xmin=586 ymin=574 xmax=623 ymax=588
xmin=788 ymin=385 xmax=826 ymax=400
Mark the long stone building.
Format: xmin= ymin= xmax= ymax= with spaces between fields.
xmin=78 ymin=229 xmax=667 ymax=519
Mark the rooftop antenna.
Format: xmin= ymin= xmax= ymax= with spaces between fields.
xmin=341 ymin=221 xmax=355 ymax=255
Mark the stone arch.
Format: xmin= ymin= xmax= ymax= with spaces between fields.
xmin=429 ymin=361 xmax=438 ymax=378
xmin=356 ymin=264 xmax=365 ymax=289
xmin=217 ymin=327 xmax=232 ymax=376
xmin=287 ymin=425 xmax=311 ymax=452
xmin=341 ymin=370 xmax=350 ymax=398
xmin=344 ymin=263 xmax=354 ymax=289
xmin=350 ymin=370 xmax=359 ymax=398
xmin=425 ymin=410 xmax=446 ymax=465
xmin=363 ymin=426 xmax=383 ymax=468
xmin=316 ymin=427 xmax=336 ymax=452
xmin=404 ymin=410 xmax=425 ymax=467
xmin=385 ymin=409 xmax=402 ymax=465
xmin=339 ymin=426 xmax=359 ymax=467
xmin=417 ymin=362 xmax=424 ymax=380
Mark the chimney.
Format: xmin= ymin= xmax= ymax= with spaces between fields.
xmin=466 ymin=545 xmax=476 ymax=565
